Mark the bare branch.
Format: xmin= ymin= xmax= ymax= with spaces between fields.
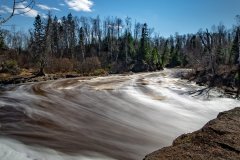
xmin=15 ymin=0 xmax=29 ymax=3
xmin=0 ymin=0 xmax=35 ymax=25
xmin=15 ymin=0 xmax=34 ymax=9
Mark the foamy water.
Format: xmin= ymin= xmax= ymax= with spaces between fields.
xmin=0 ymin=69 xmax=239 ymax=160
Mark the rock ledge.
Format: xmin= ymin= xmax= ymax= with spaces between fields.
xmin=144 ymin=107 xmax=240 ymax=160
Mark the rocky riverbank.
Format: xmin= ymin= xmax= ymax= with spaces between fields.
xmin=0 ymin=70 xmax=109 ymax=86
xmin=0 ymin=74 xmax=79 ymax=85
xmin=144 ymin=107 xmax=240 ymax=160
xmin=181 ymin=67 xmax=239 ymax=97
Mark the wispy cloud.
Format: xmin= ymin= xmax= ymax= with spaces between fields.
xmin=0 ymin=3 xmax=38 ymax=18
xmin=0 ymin=9 xmax=6 ymax=14
xmin=64 ymin=0 xmax=93 ymax=12
xmin=1 ymin=5 xmax=13 ymax=13
xmin=59 ymin=3 xmax=65 ymax=6
xmin=15 ymin=3 xmax=38 ymax=17
xmin=41 ymin=14 xmax=48 ymax=19
xmin=37 ymin=4 xmax=60 ymax=11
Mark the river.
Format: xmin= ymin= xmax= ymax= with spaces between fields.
xmin=0 ymin=69 xmax=239 ymax=160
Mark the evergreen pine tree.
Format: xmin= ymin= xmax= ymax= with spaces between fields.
xmin=33 ymin=14 xmax=45 ymax=76
xmin=140 ymin=23 xmax=151 ymax=62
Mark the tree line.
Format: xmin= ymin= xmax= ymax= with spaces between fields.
xmin=0 ymin=13 xmax=240 ymax=76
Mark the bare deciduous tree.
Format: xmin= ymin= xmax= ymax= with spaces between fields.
xmin=199 ymin=29 xmax=216 ymax=75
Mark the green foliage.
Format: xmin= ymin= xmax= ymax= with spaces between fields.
xmin=151 ymin=47 xmax=159 ymax=65
xmin=2 ymin=13 xmax=240 ymax=75
xmin=144 ymin=46 xmax=152 ymax=64
xmin=32 ymin=15 xmax=45 ymax=58
xmin=140 ymin=23 xmax=151 ymax=62
xmin=235 ymin=73 xmax=239 ymax=80
xmin=127 ymin=33 xmax=136 ymax=58
xmin=169 ymin=52 xmax=181 ymax=67
xmin=179 ymin=54 xmax=188 ymax=67
xmin=34 ymin=15 xmax=45 ymax=43
xmin=120 ymin=32 xmax=136 ymax=60
xmin=90 ymin=69 xmax=108 ymax=76
xmin=1 ymin=60 xmax=20 ymax=75
xmin=161 ymin=41 xmax=170 ymax=67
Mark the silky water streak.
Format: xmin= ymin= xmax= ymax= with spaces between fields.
xmin=0 ymin=69 xmax=239 ymax=160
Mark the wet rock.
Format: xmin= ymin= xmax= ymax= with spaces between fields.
xmin=144 ymin=107 xmax=240 ymax=160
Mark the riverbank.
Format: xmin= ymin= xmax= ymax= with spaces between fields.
xmin=0 ymin=73 xmax=80 ymax=85
xmin=144 ymin=107 xmax=240 ymax=160
xmin=181 ymin=66 xmax=239 ymax=98
xmin=0 ymin=68 xmax=239 ymax=160
xmin=0 ymin=69 xmax=108 ymax=85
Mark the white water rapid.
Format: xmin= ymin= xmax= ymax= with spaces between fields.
xmin=0 ymin=69 xmax=239 ymax=160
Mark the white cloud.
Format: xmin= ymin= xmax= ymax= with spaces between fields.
xmin=1 ymin=5 xmax=13 ymax=13
xmin=59 ymin=3 xmax=65 ymax=6
xmin=1 ymin=3 xmax=38 ymax=18
xmin=108 ymin=24 xmax=123 ymax=30
xmin=15 ymin=3 xmax=38 ymax=18
xmin=0 ymin=10 xmax=5 ymax=14
xmin=37 ymin=4 xmax=60 ymax=11
xmin=64 ymin=0 xmax=93 ymax=12
xmin=41 ymin=14 xmax=48 ymax=19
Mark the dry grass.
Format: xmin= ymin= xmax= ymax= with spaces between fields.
xmin=0 ymin=73 xmax=11 ymax=80
xmin=19 ymin=68 xmax=35 ymax=77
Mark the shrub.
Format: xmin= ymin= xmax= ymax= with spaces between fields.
xmin=45 ymin=58 xmax=76 ymax=73
xmin=78 ymin=57 xmax=101 ymax=74
xmin=1 ymin=60 xmax=20 ymax=75
xmin=90 ymin=69 xmax=108 ymax=76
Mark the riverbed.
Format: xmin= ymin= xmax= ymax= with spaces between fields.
xmin=0 ymin=69 xmax=239 ymax=160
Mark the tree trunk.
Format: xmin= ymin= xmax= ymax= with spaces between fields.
xmin=237 ymin=65 xmax=240 ymax=97
xmin=36 ymin=60 xmax=45 ymax=77
xmin=237 ymin=27 xmax=240 ymax=97
xmin=36 ymin=67 xmax=45 ymax=77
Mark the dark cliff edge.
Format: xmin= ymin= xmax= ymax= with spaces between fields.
xmin=144 ymin=107 xmax=240 ymax=160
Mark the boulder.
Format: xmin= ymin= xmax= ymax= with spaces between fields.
xmin=144 ymin=107 xmax=240 ymax=160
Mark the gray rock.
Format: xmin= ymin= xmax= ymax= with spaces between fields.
xmin=144 ymin=107 xmax=240 ymax=160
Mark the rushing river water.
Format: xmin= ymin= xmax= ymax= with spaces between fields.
xmin=0 ymin=69 xmax=239 ymax=160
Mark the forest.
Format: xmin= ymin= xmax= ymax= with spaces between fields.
xmin=1 ymin=1 xmax=240 ymax=160
xmin=0 ymin=13 xmax=240 ymax=95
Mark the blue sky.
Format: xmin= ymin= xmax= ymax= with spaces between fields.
xmin=1 ymin=0 xmax=240 ymax=37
